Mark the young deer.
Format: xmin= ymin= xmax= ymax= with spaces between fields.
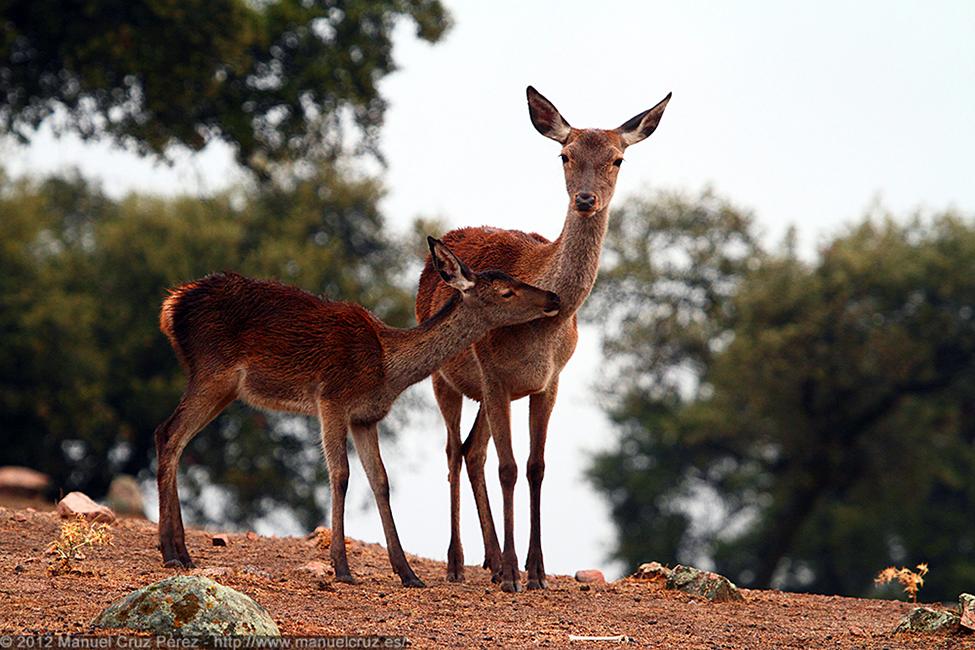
xmin=415 ymin=87 xmax=671 ymax=592
xmin=153 ymin=237 xmax=560 ymax=587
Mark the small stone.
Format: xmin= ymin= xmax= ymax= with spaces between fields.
xmin=196 ymin=567 xmax=232 ymax=578
xmin=0 ymin=466 xmax=50 ymax=496
xmin=14 ymin=564 xmax=25 ymax=573
xmin=106 ymin=475 xmax=145 ymax=517
xmin=959 ymin=593 xmax=975 ymax=631
xmin=666 ymin=565 xmax=744 ymax=602
xmin=574 ymin=569 xmax=606 ymax=584
xmin=14 ymin=512 xmax=28 ymax=522
xmin=895 ymin=607 xmax=960 ymax=633
xmin=56 ymin=492 xmax=116 ymax=523
xmin=211 ymin=534 xmax=230 ymax=547
xmin=246 ymin=531 xmax=259 ymax=541
xmin=579 ymin=584 xmax=591 ymax=591
xmin=299 ymin=561 xmax=331 ymax=578
xmin=634 ymin=561 xmax=673 ymax=582
xmin=241 ymin=566 xmax=274 ymax=580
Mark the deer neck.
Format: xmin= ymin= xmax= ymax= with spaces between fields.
xmin=540 ymin=206 xmax=609 ymax=316
xmin=380 ymin=293 xmax=488 ymax=393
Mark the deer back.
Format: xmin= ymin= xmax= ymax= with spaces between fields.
xmin=161 ymin=273 xmax=385 ymax=402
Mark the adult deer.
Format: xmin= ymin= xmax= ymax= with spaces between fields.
xmin=153 ymin=237 xmax=560 ymax=587
xmin=415 ymin=87 xmax=671 ymax=592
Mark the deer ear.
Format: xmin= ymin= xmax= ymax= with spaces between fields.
xmin=428 ymin=236 xmax=476 ymax=292
xmin=616 ymin=92 xmax=672 ymax=147
xmin=527 ymin=86 xmax=572 ymax=144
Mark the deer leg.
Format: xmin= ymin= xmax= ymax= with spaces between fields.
xmin=433 ymin=374 xmax=465 ymax=582
xmin=318 ymin=402 xmax=355 ymax=583
xmin=482 ymin=382 xmax=520 ymax=592
xmin=155 ymin=376 xmax=237 ymax=568
xmin=461 ymin=407 xmax=503 ymax=581
xmin=350 ymin=423 xmax=424 ymax=588
xmin=526 ymin=381 xmax=558 ymax=590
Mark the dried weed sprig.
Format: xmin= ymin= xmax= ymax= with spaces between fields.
xmin=47 ymin=515 xmax=114 ymax=575
xmin=875 ymin=563 xmax=929 ymax=602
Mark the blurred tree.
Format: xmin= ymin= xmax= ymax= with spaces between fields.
xmin=0 ymin=166 xmax=415 ymax=530
xmin=588 ymin=191 xmax=975 ymax=600
xmin=0 ymin=0 xmax=449 ymax=174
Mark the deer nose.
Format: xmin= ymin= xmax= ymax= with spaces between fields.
xmin=543 ymin=292 xmax=561 ymax=316
xmin=574 ymin=192 xmax=596 ymax=212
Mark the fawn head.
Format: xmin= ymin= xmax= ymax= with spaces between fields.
xmin=527 ymin=86 xmax=671 ymax=216
xmin=428 ymin=236 xmax=561 ymax=324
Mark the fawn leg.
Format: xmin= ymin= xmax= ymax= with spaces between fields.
xmin=318 ymin=402 xmax=355 ymax=583
xmin=155 ymin=376 xmax=236 ymax=568
xmin=526 ymin=381 xmax=558 ymax=589
xmin=433 ymin=374 xmax=465 ymax=582
xmin=351 ymin=423 xmax=424 ymax=588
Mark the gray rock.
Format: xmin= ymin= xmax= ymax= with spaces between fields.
xmin=959 ymin=593 xmax=975 ymax=632
xmin=666 ymin=564 xmax=744 ymax=602
xmin=895 ymin=607 xmax=960 ymax=633
xmin=92 ymin=575 xmax=280 ymax=636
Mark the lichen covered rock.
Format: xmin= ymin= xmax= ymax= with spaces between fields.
xmin=960 ymin=593 xmax=975 ymax=632
xmin=634 ymin=562 xmax=673 ymax=582
xmin=93 ymin=575 xmax=279 ymax=636
xmin=666 ymin=564 xmax=744 ymax=602
xmin=895 ymin=606 xmax=960 ymax=633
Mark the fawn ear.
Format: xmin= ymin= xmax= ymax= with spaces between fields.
xmin=428 ymin=236 xmax=476 ymax=292
xmin=527 ymin=86 xmax=572 ymax=144
xmin=616 ymin=92 xmax=672 ymax=147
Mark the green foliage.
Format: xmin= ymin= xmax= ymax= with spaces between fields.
xmin=0 ymin=0 xmax=450 ymax=173
xmin=588 ymin=191 xmax=975 ymax=600
xmin=0 ymin=166 xmax=414 ymax=530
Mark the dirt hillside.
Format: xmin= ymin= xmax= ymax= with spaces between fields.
xmin=0 ymin=506 xmax=969 ymax=648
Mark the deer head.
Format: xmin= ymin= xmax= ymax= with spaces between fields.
xmin=527 ymin=86 xmax=671 ymax=216
xmin=428 ymin=236 xmax=561 ymax=324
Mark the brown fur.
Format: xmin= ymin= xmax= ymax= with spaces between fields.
xmin=153 ymin=241 xmax=560 ymax=588
xmin=415 ymin=87 xmax=671 ymax=591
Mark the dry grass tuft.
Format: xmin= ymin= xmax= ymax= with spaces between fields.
xmin=875 ymin=563 xmax=929 ymax=602
xmin=46 ymin=515 xmax=114 ymax=575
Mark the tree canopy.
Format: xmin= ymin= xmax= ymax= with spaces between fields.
xmin=0 ymin=166 xmax=416 ymax=530
xmin=0 ymin=0 xmax=450 ymax=173
xmin=588 ymin=190 xmax=975 ymax=600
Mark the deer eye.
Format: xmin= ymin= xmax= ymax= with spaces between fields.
xmin=560 ymin=154 xmax=569 ymax=164
xmin=613 ymin=158 xmax=624 ymax=167
xmin=500 ymin=289 xmax=515 ymax=298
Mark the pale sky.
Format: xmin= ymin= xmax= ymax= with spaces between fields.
xmin=7 ymin=1 xmax=975 ymax=580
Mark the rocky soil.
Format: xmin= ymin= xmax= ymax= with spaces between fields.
xmin=0 ymin=506 xmax=971 ymax=648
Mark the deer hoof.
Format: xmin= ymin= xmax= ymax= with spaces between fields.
xmin=402 ymin=576 xmax=426 ymax=588
xmin=162 ymin=555 xmax=195 ymax=569
xmin=527 ymin=578 xmax=547 ymax=590
xmin=501 ymin=579 xmax=522 ymax=593
xmin=446 ymin=569 xmax=465 ymax=583
xmin=335 ymin=573 xmax=359 ymax=585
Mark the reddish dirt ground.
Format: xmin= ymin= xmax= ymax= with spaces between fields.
xmin=0 ymin=506 xmax=971 ymax=649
